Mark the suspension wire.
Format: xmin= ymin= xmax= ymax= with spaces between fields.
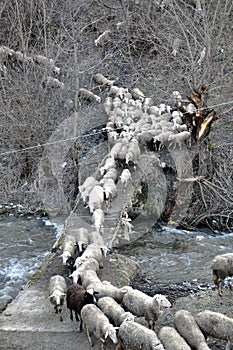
xmin=0 ymin=99 xmax=232 ymax=157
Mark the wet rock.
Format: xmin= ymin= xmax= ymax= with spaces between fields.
xmin=0 ymin=295 xmax=13 ymax=312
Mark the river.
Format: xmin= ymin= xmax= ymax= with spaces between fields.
xmin=0 ymin=216 xmax=61 ymax=302
xmin=0 ymin=217 xmax=233 ymax=306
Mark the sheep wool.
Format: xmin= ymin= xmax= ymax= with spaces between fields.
xmin=66 ymin=284 xmax=97 ymax=331
xmin=195 ymin=310 xmax=233 ymax=350
xmin=81 ymin=304 xmax=118 ymax=347
xmin=174 ymin=310 xmax=211 ymax=350
xmin=159 ymin=326 xmax=191 ymax=350
xmin=49 ymin=275 xmax=66 ymax=321
xmin=117 ymin=320 xmax=165 ymax=350
xmin=211 ymin=253 xmax=233 ymax=296
xmin=97 ymin=296 xmax=135 ymax=327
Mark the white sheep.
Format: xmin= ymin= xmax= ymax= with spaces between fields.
xmin=97 ymin=296 xmax=135 ymax=327
xmin=172 ymin=91 xmax=182 ymax=103
xmin=0 ymin=46 xmax=14 ymax=60
xmin=107 ymin=130 xmax=119 ymax=147
xmin=195 ymin=310 xmax=233 ymax=350
xmin=137 ymin=131 xmax=155 ymax=147
xmin=88 ymin=231 xmax=109 ymax=257
xmin=112 ymin=139 xmax=129 ymax=161
xmin=104 ymin=97 xmax=113 ymax=114
xmin=172 ymin=38 xmax=182 ymax=57
xmin=174 ymin=310 xmax=211 ymax=350
xmin=172 ymin=111 xmax=183 ymax=124
xmin=14 ymin=51 xmax=33 ymax=65
xmin=69 ymin=258 xmax=100 ymax=284
xmin=125 ymin=139 xmax=141 ymax=167
xmin=143 ymin=97 xmax=153 ymax=112
xmin=116 ymin=87 xmax=128 ymax=100
xmin=87 ymin=281 xmax=128 ymax=303
xmin=116 ymin=320 xmax=165 ymax=350
xmin=159 ymin=326 xmax=192 ymax=350
xmin=119 ymin=169 xmax=132 ymax=190
xmin=78 ymin=269 xmax=102 ymax=289
xmin=186 ymin=103 xmax=196 ymax=114
xmin=110 ymin=140 xmax=125 ymax=159
xmin=119 ymin=211 xmax=134 ymax=241
xmin=88 ymin=185 xmax=104 ymax=213
xmin=108 ymin=85 xmax=121 ymax=98
xmin=134 ymin=118 xmax=147 ymax=133
xmin=114 ymin=115 xmax=124 ymax=129
xmin=132 ymin=87 xmax=145 ymax=102
xmin=103 ymin=168 xmax=118 ymax=182
xmin=60 ymin=234 xmax=77 ymax=267
xmin=122 ymin=287 xmax=161 ymax=328
xmin=93 ymin=73 xmax=114 ymax=87
xmin=78 ymin=176 xmax=99 ymax=204
xmin=174 ymin=123 xmax=188 ymax=132
xmin=49 ymin=275 xmax=66 ymax=321
xmin=42 ymin=76 xmax=64 ymax=89
xmin=101 ymin=178 xmax=117 ymax=210
xmin=123 ymin=91 xmax=132 ymax=103
xmin=168 ymin=131 xmax=191 ymax=149
xmin=94 ymin=30 xmax=111 ymax=47
xmin=32 ymin=54 xmax=60 ymax=74
xmin=92 ymin=208 xmax=105 ymax=233
xmin=81 ymin=304 xmax=118 ymax=349
xmin=154 ymin=294 xmax=171 ymax=310
xmin=211 ymin=253 xmax=233 ymax=296
xmin=75 ymin=243 xmax=104 ymax=269
xmin=119 ymin=130 xmax=134 ymax=141
xmin=77 ymin=88 xmax=101 ymax=103
xmin=112 ymin=96 xmax=122 ymax=109
xmin=134 ymin=99 xmax=143 ymax=110
xmin=99 ymin=157 xmax=116 ymax=176
xmin=71 ymin=227 xmax=89 ymax=253
xmin=150 ymin=105 xmax=160 ymax=115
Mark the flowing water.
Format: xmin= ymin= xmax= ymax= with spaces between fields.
xmin=0 ymin=217 xmax=233 ymax=306
xmin=115 ymin=224 xmax=233 ymax=299
xmin=0 ymin=217 xmax=61 ymax=301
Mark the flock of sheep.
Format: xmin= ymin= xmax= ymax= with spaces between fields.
xmin=47 ymin=74 xmax=233 ymax=349
xmin=49 ymin=227 xmax=233 ymax=350
xmin=2 ymin=45 xmax=232 ymax=349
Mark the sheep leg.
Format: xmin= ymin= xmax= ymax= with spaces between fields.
xmin=84 ymin=324 xmax=93 ymax=347
xmin=79 ymin=319 xmax=83 ymax=332
xmin=54 ymin=305 xmax=58 ymax=313
xmin=70 ymin=309 xmax=73 ymax=321
xmin=58 ymin=307 xmax=63 ymax=322
xmin=75 ymin=311 xmax=80 ymax=322
xmin=226 ymin=339 xmax=231 ymax=350
xmin=218 ymin=284 xmax=222 ymax=296
xmin=214 ymin=275 xmax=222 ymax=296
xmin=115 ymin=340 xmax=122 ymax=350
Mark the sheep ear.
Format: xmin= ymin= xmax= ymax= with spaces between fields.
xmin=104 ymin=330 xmax=109 ymax=339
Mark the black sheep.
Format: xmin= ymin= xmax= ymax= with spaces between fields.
xmin=66 ymin=284 xmax=97 ymax=331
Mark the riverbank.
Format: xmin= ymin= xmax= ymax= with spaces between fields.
xmin=0 ymin=250 xmax=139 ymax=350
xmin=0 ymin=244 xmax=232 ymax=350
